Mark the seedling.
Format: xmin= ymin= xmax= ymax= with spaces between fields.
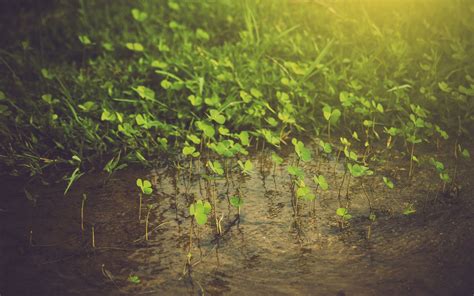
xmin=347 ymin=163 xmax=373 ymax=177
xmin=207 ymin=160 xmax=224 ymax=176
xmin=189 ymin=200 xmax=212 ymax=225
xmin=322 ymin=104 xmax=341 ymax=140
xmin=336 ymin=207 xmax=352 ymax=229
xmin=230 ymin=195 xmax=244 ymax=215
xmin=382 ymin=176 xmax=394 ymax=189
xmin=128 ymin=275 xmax=141 ymax=284
xmin=296 ymin=180 xmax=315 ymax=201
xmin=237 ymin=159 xmax=253 ymax=175
xmin=313 ymin=174 xmax=329 ymax=191
xmin=336 ymin=207 xmax=352 ymax=220
xmin=292 ymin=138 xmax=312 ymax=162
xmin=136 ymin=178 xmax=153 ymax=221
xmin=403 ymin=203 xmax=416 ymax=215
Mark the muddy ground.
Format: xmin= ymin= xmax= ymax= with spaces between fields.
xmin=1 ymin=146 xmax=473 ymax=295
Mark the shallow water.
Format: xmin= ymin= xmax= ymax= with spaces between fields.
xmin=1 ymin=148 xmax=473 ymax=295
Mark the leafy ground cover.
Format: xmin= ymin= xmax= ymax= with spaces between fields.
xmin=0 ymin=1 xmax=473 ymax=293
xmin=0 ymin=0 xmax=472 ymax=185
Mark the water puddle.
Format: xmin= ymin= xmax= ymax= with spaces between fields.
xmin=1 ymin=149 xmax=473 ymax=295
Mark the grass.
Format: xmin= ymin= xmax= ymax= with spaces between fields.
xmin=0 ymin=0 xmax=473 ymax=246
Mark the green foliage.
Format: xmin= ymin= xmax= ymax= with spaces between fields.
xmin=292 ymin=138 xmax=312 ymax=162
xmin=128 ymin=275 xmax=141 ymax=284
xmin=347 ymin=163 xmax=373 ymax=177
xmin=271 ymin=152 xmax=283 ymax=165
xmin=383 ymin=177 xmax=394 ymax=189
xmin=403 ymin=204 xmax=416 ymax=215
xmin=207 ymin=160 xmax=224 ymax=175
xmin=136 ymin=179 xmax=153 ymax=195
xmin=237 ymin=159 xmax=253 ymax=175
xmin=0 ymin=0 xmax=472 ymax=193
xmin=230 ymin=196 xmax=244 ymax=208
xmin=189 ymin=200 xmax=212 ymax=225
xmin=313 ymin=175 xmax=329 ymax=191
xmin=287 ymin=166 xmax=304 ymax=179
xmin=336 ymin=208 xmax=352 ymax=220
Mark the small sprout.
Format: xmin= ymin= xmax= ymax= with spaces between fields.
xmin=182 ymin=145 xmax=200 ymax=158
xmin=128 ymin=275 xmax=141 ymax=284
xmin=271 ymin=152 xmax=283 ymax=165
xmin=322 ymin=105 xmax=341 ymax=124
xmin=336 ymin=207 xmax=352 ymax=220
xmin=319 ymin=140 xmax=332 ymax=154
xmin=136 ymin=179 xmax=153 ymax=195
xmin=126 ymin=42 xmax=144 ymax=52
xmin=238 ymin=131 xmax=250 ymax=146
xmin=78 ymin=35 xmax=91 ymax=45
xmin=230 ymin=196 xmax=244 ymax=212
xmin=439 ymin=172 xmax=451 ymax=183
xmin=131 ymin=8 xmax=147 ymax=22
xmin=196 ymin=120 xmax=215 ymax=138
xmin=186 ymin=134 xmax=201 ymax=145
xmin=369 ymin=213 xmax=377 ymax=222
xmin=313 ymin=175 xmax=329 ymax=190
xmin=189 ymin=200 xmax=212 ymax=225
xmin=383 ymin=176 xmax=394 ymax=189
xmin=403 ymin=203 xmax=416 ymax=215
xmin=287 ymin=166 xmax=305 ymax=179
xmin=347 ymin=163 xmax=373 ymax=177
xmin=208 ymin=109 xmax=226 ymax=124
xmin=237 ymin=159 xmax=253 ymax=175
xmin=207 ymin=160 xmax=224 ymax=175
xmin=292 ymin=138 xmax=312 ymax=162
xmin=459 ymin=145 xmax=470 ymax=159
xmin=296 ymin=181 xmax=315 ymax=201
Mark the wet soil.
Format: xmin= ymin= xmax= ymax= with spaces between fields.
xmin=1 ymin=147 xmax=473 ymax=295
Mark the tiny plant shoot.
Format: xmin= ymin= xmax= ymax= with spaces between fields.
xmin=189 ymin=200 xmax=212 ymax=225
xmin=136 ymin=178 xmax=153 ymax=221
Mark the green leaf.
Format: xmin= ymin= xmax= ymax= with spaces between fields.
xmin=128 ymin=275 xmax=141 ymax=284
xmin=189 ymin=200 xmax=211 ymax=225
xmin=403 ymin=204 xmax=416 ymax=215
xmin=209 ymin=109 xmax=226 ymax=124
xmin=131 ymin=8 xmax=147 ymax=22
xmin=126 ymin=42 xmax=144 ymax=52
xmin=182 ymin=146 xmax=196 ymax=156
xmin=348 ymin=163 xmax=373 ymax=177
xmin=187 ymin=134 xmax=201 ymax=145
xmin=238 ymin=160 xmax=253 ymax=175
xmin=208 ymin=160 xmax=224 ymax=175
xmin=250 ymin=88 xmax=263 ymax=98
xmin=151 ymin=60 xmax=168 ymax=69
xmin=133 ymin=86 xmax=155 ymax=101
xmin=287 ymin=166 xmax=304 ymax=178
xmin=196 ymin=28 xmax=210 ymax=41
xmin=383 ymin=176 xmax=394 ymax=189
xmin=271 ymin=152 xmax=283 ymax=165
xmin=438 ymin=81 xmax=451 ymax=93
xmin=230 ymin=196 xmax=244 ymax=208
xmin=188 ymin=95 xmax=202 ymax=106
xmin=238 ymin=131 xmax=250 ymax=146
xmin=78 ymin=35 xmax=91 ymax=45
xmin=292 ymin=138 xmax=312 ymax=162
xmin=240 ymin=91 xmax=252 ymax=103
xmin=313 ymin=175 xmax=329 ymax=190
xmin=336 ymin=207 xmax=347 ymax=217
xmin=195 ymin=213 xmax=208 ymax=225
xmin=196 ymin=121 xmax=215 ymax=138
